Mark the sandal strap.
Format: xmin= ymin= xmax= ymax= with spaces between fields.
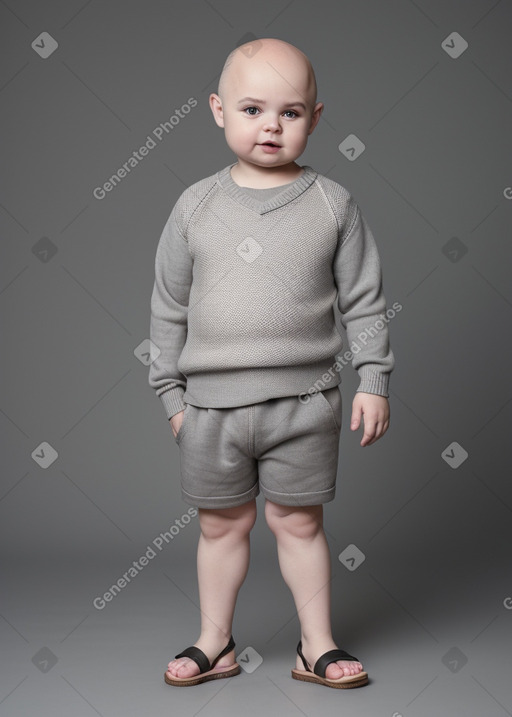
xmin=174 ymin=634 xmax=236 ymax=674
xmin=174 ymin=646 xmax=209 ymax=674
xmin=211 ymin=634 xmax=236 ymax=668
xmin=314 ymin=648 xmax=359 ymax=678
xmin=296 ymin=640 xmax=359 ymax=677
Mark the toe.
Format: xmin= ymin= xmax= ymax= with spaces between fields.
xmin=167 ymin=657 xmax=199 ymax=678
xmin=342 ymin=660 xmax=363 ymax=676
xmin=324 ymin=662 xmax=342 ymax=679
xmin=167 ymin=658 xmax=181 ymax=676
xmin=324 ymin=661 xmax=345 ymax=679
xmin=324 ymin=660 xmax=363 ymax=679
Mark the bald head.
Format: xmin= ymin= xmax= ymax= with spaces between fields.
xmin=217 ymin=38 xmax=318 ymax=113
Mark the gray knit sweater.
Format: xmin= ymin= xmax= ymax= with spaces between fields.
xmin=149 ymin=163 xmax=395 ymax=419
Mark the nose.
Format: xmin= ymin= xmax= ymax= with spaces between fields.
xmin=263 ymin=114 xmax=281 ymax=132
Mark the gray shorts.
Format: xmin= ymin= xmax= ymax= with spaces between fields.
xmin=173 ymin=386 xmax=342 ymax=509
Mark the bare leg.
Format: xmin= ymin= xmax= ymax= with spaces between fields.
xmin=166 ymin=499 xmax=257 ymax=679
xmin=265 ymin=499 xmax=364 ymax=679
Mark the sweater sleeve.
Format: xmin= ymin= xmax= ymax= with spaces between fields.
xmin=148 ymin=206 xmax=193 ymax=419
xmin=332 ymin=197 xmax=395 ymax=397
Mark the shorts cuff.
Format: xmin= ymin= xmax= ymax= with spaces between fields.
xmin=181 ymin=483 xmax=260 ymax=509
xmin=259 ymin=484 xmax=335 ymax=506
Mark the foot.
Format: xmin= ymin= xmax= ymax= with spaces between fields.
xmin=296 ymin=637 xmax=364 ymax=680
xmin=166 ymin=635 xmax=236 ymax=680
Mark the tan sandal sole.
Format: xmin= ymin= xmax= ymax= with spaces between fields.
xmin=164 ymin=663 xmax=241 ymax=686
xmin=291 ymin=667 xmax=369 ymax=688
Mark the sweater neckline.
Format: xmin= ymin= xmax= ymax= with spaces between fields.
xmin=217 ymin=162 xmax=318 ymax=215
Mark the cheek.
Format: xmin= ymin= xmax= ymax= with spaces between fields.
xmin=226 ymin=118 xmax=252 ymax=139
xmin=289 ymin=125 xmax=308 ymax=144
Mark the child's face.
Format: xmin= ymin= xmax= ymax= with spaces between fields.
xmin=210 ymin=54 xmax=323 ymax=171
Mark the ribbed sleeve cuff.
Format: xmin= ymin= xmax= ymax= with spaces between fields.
xmin=356 ymin=366 xmax=390 ymax=397
xmin=158 ymin=386 xmax=186 ymax=419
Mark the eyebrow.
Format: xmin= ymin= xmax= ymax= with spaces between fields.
xmin=236 ymin=96 xmax=307 ymax=110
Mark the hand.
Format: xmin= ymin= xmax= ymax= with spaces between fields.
xmin=350 ymin=393 xmax=390 ymax=447
xmin=169 ymin=409 xmax=185 ymax=439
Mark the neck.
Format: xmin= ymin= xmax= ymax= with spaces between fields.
xmin=230 ymin=160 xmax=304 ymax=188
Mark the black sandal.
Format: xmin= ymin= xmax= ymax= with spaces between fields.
xmin=164 ymin=634 xmax=241 ymax=686
xmin=291 ymin=639 xmax=369 ymax=688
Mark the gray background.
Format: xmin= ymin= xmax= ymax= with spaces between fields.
xmin=1 ymin=0 xmax=512 ymax=715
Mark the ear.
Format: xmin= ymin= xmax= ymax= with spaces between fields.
xmin=209 ymin=93 xmax=225 ymax=128
xmin=307 ymin=102 xmax=324 ymax=135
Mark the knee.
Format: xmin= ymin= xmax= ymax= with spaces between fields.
xmin=265 ymin=501 xmax=322 ymax=541
xmin=199 ymin=499 xmax=257 ymax=540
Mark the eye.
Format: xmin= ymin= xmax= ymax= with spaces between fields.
xmin=283 ymin=110 xmax=298 ymax=118
xmin=243 ymin=106 xmax=260 ymax=115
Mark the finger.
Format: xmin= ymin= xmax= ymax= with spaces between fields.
xmin=361 ymin=413 xmax=384 ymax=446
xmin=360 ymin=423 xmax=376 ymax=446
xmin=351 ymin=405 xmax=362 ymax=430
xmin=363 ymin=418 xmax=387 ymax=445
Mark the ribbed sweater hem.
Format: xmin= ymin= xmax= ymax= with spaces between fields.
xmin=157 ymin=361 xmax=391 ymax=418
xmin=182 ymin=360 xmax=343 ymax=408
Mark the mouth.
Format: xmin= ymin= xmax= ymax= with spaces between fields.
xmin=259 ymin=141 xmax=281 ymax=147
